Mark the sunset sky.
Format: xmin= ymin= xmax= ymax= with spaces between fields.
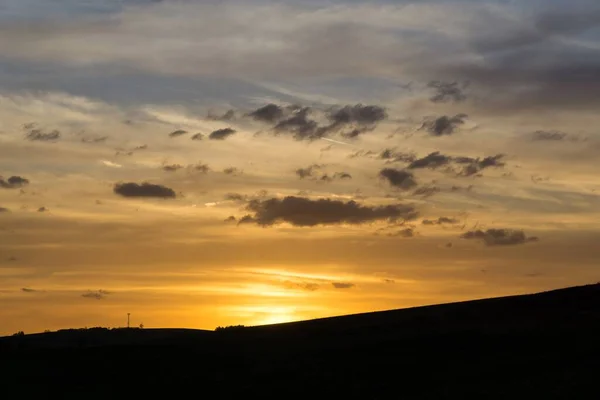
xmin=1 ymin=0 xmax=599 ymax=335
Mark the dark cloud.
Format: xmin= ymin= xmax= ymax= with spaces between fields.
xmin=422 ymin=217 xmax=460 ymax=225
xmin=420 ymin=114 xmax=468 ymax=136
xmin=113 ymin=182 xmax=177 ymax=198
xmin=341 ymin=128 xmax=370 ymax=139
xmin=294 ymin=165 xmax=350 ymax=181
xmin=383 ymin=279 xmax=396 ymax=284
xmin=295 ymin=164 xmax=323 ymax=179
xmin=457 ymin=155 xmax=505 ymax=177
xmin=333 ymin=172 xmax=352 ymax=180
xmin=81 ymin=136 xmax=108 ymax=144
xmin=190 ymin=162 xmax=210 ymax=173
xmin=0 ymin=207 xmax=9 ymax=212
xmin=451 ymin=185 xmax=474 ymax=192
xmin=531 ymin=130 xmax=568 ymax=141
xmin=388 ymin=228 xmax=415 ymax=238
xmin=238 ymin=196 xmax=417 ymax=227
xmin=348 ymin=149 xmax=377 ymax=159
xmin=332 ymin=282 xmax=355 ymax=289
xmin=37 ymin=207 xmax=48 ymax=212
xmin=379 ymin=148 xmax=417 ymax=163
xmin=209 ymin=128 xmax=237 ymax=140
xmin=0 ymin=176 xmax=29 ymax=189
xmin=224 ymin=216 xmax=237 ymax=223
xmin=25 ymin=128 xmax=61 ymax=141
xmin=208 ymin=109 xmax=236 ymax=121
xmin=274 ymin=107 xmax=321 ymax=141
xmin=408 ymin=152 xmax=453 ymax=169
xmin=328 ymin=104 xmax=387 ymax=126
xmin=248 ymin=104 xmax=284 ymax=123
xmin=324 ymin=104 xmax=387 ymax=138
xmin=427 ymin=81 xmax=468 ymax=103
xmin=163 ymin=164 xmax=184 ymax=172
xmin=529 ymin=130 xmax=582 ymax=142
xmin=283 ymin=281 xmax=321 ymax=291
xmin=223 ymin=167 xmax=242 ymax=175
xmin=224 ymin=193 xmax=247 ymax=202
xmin=413 ymin=186 xmax=441 ymax=197
xmin=191 ymin=133 xmax=204 ymax=140
xmin=379 ymin=168 xmax=418 ymax=190
xmin=460 ymin=229 xmax=539 ymax=246
xmin=169 ymin=130 xmax=188 ymax=138
xmin=21 ymin=288 xmax=42 ymax=293
xmin=431 ymin=5 xmax=600 ymax=113
xmin=82 ymin=290 xmax=110 ymax=300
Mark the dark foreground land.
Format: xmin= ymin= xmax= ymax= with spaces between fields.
xmin=2 ymin=284 xmax=600 ymax=399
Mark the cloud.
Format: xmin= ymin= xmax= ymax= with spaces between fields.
xmin=420 ymin=114 xmax=468 ymax=136
xmin=529 ymin=130 xmax=582 ymax=142
xmin=273 ymin=107 xmax=320 ymax=141
xmin=238 ymin=196 xmax=417 ymax=227
xmin=283 ymin=281 xmax=320 ymax=291
xmin=266 ymin=104 xmax=387 ymax=140
xmin=81 ymin=290 xmax=111 ymax=300
xmin=190 ymin=162 xmax=210 ymax=173
xmin=25 ymin=128 xmax=61 ymax=141
xmin=0 ymin=176 xmax=29 ymax=189
xmin=408 ymin=152 xmax=453 ymax=169
xmin=324 ymin=104 xmax=387 ymax=138
xmin=224 ymin=193 xmax=247 ymax=202
xmin=427 ymin=80 xmax=468 ymax=103
xmin=248 ymin=103 xmax=284 ymax=123
xmin=82 ymin=136 xmax=108 ymax=143
xmin=113 ymin=182 xmax=177 ymax=198
xmin=295 ymin=164 xmax=325 ymax=179
xmin=405 ymin=152 xmax=505 ymax=177
xmin=169 ymin=129 xmax=188 ymax=138
xmin=37 ymin=207 xmax=48 ymax=212
xmin=223 ymin=167 xmax=242 ymax=175
xmin=209 ymin=128 xmax=236 ymax=140
xmin=460 ymin=229 xmax=539 ymax=246
xmin=0 ymin=207 xmax=10 ymax=212
xmin=422 ymin=217 xmax=460 ymax=225
xmin=191 ymin=133 xmax=204 ymax=140
xmin=21 ymin=288 xmax=42 ymax=293
xmin=1 ymin=2 xmax=599 ymax=114
xmin=388 ymin=228 xmax=415 ymax=238
xmin=456 ymin=154 xmax=505 ymax=177
xmin=163 ymin=164 xmax=184 ymax=172
xmin=333 ymin=172 xmax=352 ymax=180
xmin=379 ymin=168 xmax=418 ymax=190
xmin=379 ymin=148 xmax=417 ymax=164
xmin=332 ymin=282 xmax=355 ymax=289
xmin=207 ymin=109 xmax=236 ymax=121
xmin=413 ymin=186 xmax=441 ymax=197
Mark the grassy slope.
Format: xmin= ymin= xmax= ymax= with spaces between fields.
xmin=2 ymin=283 xmax=599 ymax=399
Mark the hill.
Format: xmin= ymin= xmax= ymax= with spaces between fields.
xmin=2 ymin=283 xmax=600 ymax=399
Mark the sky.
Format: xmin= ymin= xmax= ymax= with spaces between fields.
xmin=1 ymin=0 xmax=599 ymax=335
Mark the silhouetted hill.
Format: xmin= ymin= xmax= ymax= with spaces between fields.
xmin=2 ymin=283 xmax=600 ymax=399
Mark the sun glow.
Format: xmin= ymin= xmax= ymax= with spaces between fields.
xmin=236 ymin=306 xmax=298 ymax=326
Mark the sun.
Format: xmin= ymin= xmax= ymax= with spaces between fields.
xmin=252 ymin=307 xmax=296 ymax=326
